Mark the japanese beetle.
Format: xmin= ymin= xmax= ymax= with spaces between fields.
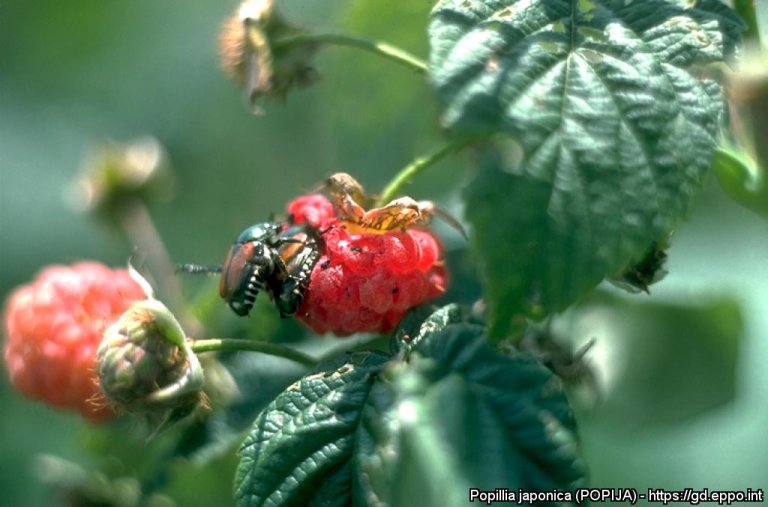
xmin=219 ymin=222 xmax=284 ymax=316
xmin=179 ymin=220 xmax=322 ymax=317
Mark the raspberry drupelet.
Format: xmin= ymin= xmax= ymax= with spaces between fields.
xmin=287 ymin=194 xmax=447 ymax=336
xmin=3 ymin=262 xmax=146 ymax=422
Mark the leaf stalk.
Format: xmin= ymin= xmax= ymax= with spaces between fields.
xmin=376 ymin=138 xmax=474 ymax=205
xmin=273 ymin=33 xmax=428 ymax=74
xmin=190 ymin=338 xmax=317 ymax=367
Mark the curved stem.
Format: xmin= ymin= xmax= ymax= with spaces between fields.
xmin=190 ymin=338 xmax=317 ymax=367
xmin=273 ymin=33 xmax=427 ymax=74
xmin=713 ymin=146 xmax=768 ymax=220
xmin=376 ymin=139 xmax=474 ymax=206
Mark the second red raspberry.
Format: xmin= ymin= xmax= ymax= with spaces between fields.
xmin=288 ymin=194 xmax=447 ymax=335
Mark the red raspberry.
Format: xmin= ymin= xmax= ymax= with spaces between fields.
xmin=287 ymin=193 xmax=336 ymax=229
xmin=3 ymin=262 xmax=146 ymax=422
xmin=288 ymin=194 xmax=447 ymax=336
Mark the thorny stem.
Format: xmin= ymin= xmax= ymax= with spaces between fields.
xmin=190 ymin=338 xmax=318 ymax=367
xmin=273 ymin=33 xmax=428 ymax=74
xmin=733 ymin=0 xmax=761 ymax=46
xmin=376 ymin=138 xmax=475 ymax=206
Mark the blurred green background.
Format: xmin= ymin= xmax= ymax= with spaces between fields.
xmin=1 ymin=1 xmax=767 ymax=505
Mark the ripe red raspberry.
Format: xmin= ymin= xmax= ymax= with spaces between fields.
xmin=288 ymin=194 xmax=447 ymax=335
xmin=3 ymin=262 xmax=146 ymax=422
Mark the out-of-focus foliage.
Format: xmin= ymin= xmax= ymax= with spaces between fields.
xmin=561 ymin=291 xmax=742 ymax=426
xmin=577 ymin=182 xmax=768 ymax=495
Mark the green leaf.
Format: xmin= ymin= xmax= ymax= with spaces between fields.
xmin=430 ymin=0 xmax=741 ymax=133
xmin=234 ymin=352 xmax=389 ymax=507
xmin=356 ymin=321 xmax=584 ymax=506
xmin=393 ymin=303 xmax=463 ymax=353
xmin=429 ymin=0 xmax=743 ymax=337
xmin=173 ymin=353 xmax=308 ymax=465
xmin=235 ymin=307 xmax=584 ymax=507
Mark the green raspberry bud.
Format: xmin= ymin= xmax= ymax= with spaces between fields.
xmin=97 ymin=298 xmax=205 ymax=433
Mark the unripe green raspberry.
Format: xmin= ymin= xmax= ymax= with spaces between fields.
xmin=97 ymin=299 xmax=205 ymax=427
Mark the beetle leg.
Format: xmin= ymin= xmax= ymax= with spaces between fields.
xmin=274 ymin=246 xmax=320 ymax=317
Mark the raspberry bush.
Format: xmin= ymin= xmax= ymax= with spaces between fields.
xmin=3 ymin=0 xmax=767 ymax=506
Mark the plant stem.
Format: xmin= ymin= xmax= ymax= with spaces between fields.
xmin=273 ymin=33 xmax=428 ymax=74
xmin=190 ymin=338 xmax=317 ymax=367
xmin=734 ymin=0 xmax=761 ymax=45
xmin=117 ymin=200 xmax=203 ymax=337
xmin=376 ymin=139 xmax=474 ymax=206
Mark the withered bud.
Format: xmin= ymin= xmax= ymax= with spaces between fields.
xmin=218 ymin=0 xmax=319 ymax=113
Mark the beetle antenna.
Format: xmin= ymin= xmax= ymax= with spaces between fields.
xmin=176 ymin=263 xmax=223 ymax=275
